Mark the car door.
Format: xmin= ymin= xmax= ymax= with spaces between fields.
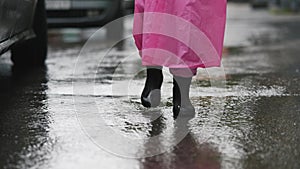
xmin=0 ymin=0 xmax=18 ymax=43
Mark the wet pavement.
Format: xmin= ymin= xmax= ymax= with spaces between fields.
xmin=1 ymin=3 xmax=300 ymax=169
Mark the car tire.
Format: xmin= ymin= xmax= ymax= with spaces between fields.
xmin=106 ymin=18 xmax=125 ymax=41
xmin=106 ymin=1 xmax=125 ymax=47
xmin=11 ymin=0 xmax=48 ymax=68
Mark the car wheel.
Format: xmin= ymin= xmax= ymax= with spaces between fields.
xmin=106 ymin=18 xmax=125 ymax=41
xmin=106 ymin=18 xmax=125 ymax=50
xmin=106 ymin=1 xmax=125 ymax=50
xmin=11 ymin=0 xmax=48 ymax=68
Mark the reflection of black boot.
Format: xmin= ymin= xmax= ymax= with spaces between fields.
xmin=141 ymin=67 xmax=163 ymax=108
xmin=173 ymin=76 xmax=195 ymax=119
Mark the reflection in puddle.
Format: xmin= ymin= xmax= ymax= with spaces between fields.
xmin=0 ymin=67 xmax=55 ymax=169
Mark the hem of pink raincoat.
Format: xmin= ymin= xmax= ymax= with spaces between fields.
xmin=141 ymin=60 xmax=221 ymax=69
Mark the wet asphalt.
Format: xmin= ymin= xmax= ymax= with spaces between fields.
xmin=0 ymin=3 xmax=300 ymax=169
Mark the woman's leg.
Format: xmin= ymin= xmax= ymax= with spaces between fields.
xmin=170 ymin=68 xmax=196 ymax=118
xmin=169 ymin=68 xmax=197 ymax=78
xmin=141 ymin=66 xmax=163 ymax=107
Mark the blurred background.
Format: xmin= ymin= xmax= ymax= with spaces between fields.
xmin=231 ymin=0 xmax=300 ymax=11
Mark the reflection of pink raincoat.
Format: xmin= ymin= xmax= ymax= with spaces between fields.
xmin=133 ymin=0 xmax=227 ymax=69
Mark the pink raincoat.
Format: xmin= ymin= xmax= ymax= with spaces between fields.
xmin=133 ymin=0 xmax=227 ymax=69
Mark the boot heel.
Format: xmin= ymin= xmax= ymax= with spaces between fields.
xmin=173 ymin=105 xmax=195 ymax=119
xmin=141 ymin=89 xmax=161 ymax=107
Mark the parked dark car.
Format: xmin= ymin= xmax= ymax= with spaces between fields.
xmin=0 ymin=0 xmax=48 ymax=67
xmin=251 ymin=0 xmax=269 ymax=8
xmin=46 ymin=0 xmax=134 ymax=28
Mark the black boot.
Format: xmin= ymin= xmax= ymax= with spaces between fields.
xmin=173 ymin=76 xmax=195 ymax=119
xmin=141 ymin=67 xmax=163 ymax=107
